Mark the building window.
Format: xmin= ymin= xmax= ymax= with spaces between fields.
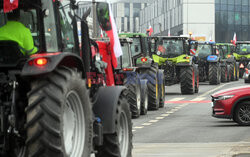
xmin=125 ymin=3 xmax=130 ymax=17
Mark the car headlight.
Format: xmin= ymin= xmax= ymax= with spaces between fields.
xmin=217 ymin=95 xmax=235 ymax=100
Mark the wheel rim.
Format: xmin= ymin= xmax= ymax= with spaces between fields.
xmin=63 ymin=91 xmax=85 ymax=157
xmin=118 ymin=111 xmax=129 ymax=157
xmin=136 ymin=86 xmax=141 ymax=112
xmin=238 ymin=104 xmax=250 ymax=123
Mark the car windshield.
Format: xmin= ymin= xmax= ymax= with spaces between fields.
xmin=236 ymin=44 xmax=250 ymax=55
xmin=197 ymin=44 xmax=212 ymax=58
xmin=130 ymin=38 xmax=141 ymax=57
xmin=156 ymin=39 xmax=184 ymax=57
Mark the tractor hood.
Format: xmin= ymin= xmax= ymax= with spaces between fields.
xmin=212 ymin=86 xmax=250 ymax=97
xmin=233 ymin=53 xmax=250 ymax=60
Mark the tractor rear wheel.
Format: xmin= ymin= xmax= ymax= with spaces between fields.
xmin=194 ymin=65 xmax=199 ymax=93
xmin=158 ymin=70 xmax=165 ymax=108
xmin=26 ymin=66 xmax=92 ymax=157
xmin=235 ymin=63 xmax=240 ymax=81
xmin=209 ymin=63 xmax=221 ymax=85
xmin=221 ymin=66 xmax=227 ymax=83
xmin=124 ymin=75 xmax=141 ymax=118
xmin=140 ymin=80 xmax=148 ymax=115
xmin=96 ymin=92 xmax=132 ymax=157
xmin=180 ymin=66 xmax=195 ymax=94
xmin=141 ymin=67 xmax=159 ymax=110
xmin=230 ymin=63 xmax=236 ymax=81
xmin=227 ymin=65 xmax=230 ymax=82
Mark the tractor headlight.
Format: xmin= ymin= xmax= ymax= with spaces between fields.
xmin=217 ymin=95 xmax=235 ymax=100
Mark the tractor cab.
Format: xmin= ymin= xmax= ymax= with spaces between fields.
xmin=196 ymin=41 xmax=217 ymax=60
xmin=0 ymin=0 xmax=80 ymax=70
xmin=152 ymin=36 xmax=189 ymax=58
xmin=116 ymin=37 xmax=133 ymax=69
xmin=235 ymin=41 xmax=250 ymax=56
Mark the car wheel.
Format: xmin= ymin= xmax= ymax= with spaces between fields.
xmin=234 ymin=101 xmax=250 ymax=126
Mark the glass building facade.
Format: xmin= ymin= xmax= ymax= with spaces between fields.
xmin=215 ymin=0 xmax=250 ymax=42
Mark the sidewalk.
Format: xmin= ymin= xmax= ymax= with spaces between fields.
xmin=133 ymin=142 xmax=250 ymax=157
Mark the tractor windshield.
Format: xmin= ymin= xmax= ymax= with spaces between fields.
xmin=236 ymin=44 xmax=250 ymax=55
xmin=197 ymin=44 xmax=212 ymax=59
xmin=130 ymin=38 xmax=141 ymax=57
xmin=156 ymin=39 xmax=184 ymax=57
xmin=120 ymin=42 xmax=131 ymax=68
xmin=217 ymin=45 xmax=228 ymax=59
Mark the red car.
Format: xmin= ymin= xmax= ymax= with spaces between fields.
xmin=211 ymin=86 xmax=250 ymax=126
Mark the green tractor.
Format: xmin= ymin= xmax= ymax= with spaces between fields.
xmin=150 ymin=36 xmax=199 ymax=94
xmin=119 ymin=33 xmax=165 ymax=110
xmin=233 ymin=41 xmax=250 ymax=78
xmin=216 ymin=43 xmax=239 ymax=82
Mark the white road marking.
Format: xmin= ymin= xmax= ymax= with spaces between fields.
xmin=161 ymin=114 xmax=169 ymax=117
xmin=171 ymin=108 xmax=179 ymax=112
xmin=191 ymin=97 xmax=206 ymax=101
xmin=175 ymin=106 xmax=182 ymax=109
xmin=142 ymin=123 xmax=152 ymax=126
xmin=134 ymin=126 xmax=144 ymax=129
xmin=132 ymin=130 xmax=136 ymax=132
xmin=166 ymin=111 xmax=174 ymax=114
xmin=199 ymin=82 xmax=232 ymax=97
xmin=168 ymin=97 xmax=185 ymax=101
xmin=149 ymin=120 xmax=159 ymax=123
xmin=156 ymin=117 xmax=165 ymax=120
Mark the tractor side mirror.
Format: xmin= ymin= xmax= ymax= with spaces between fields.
xmin=96 ymin=2 xmax=112 ymax=31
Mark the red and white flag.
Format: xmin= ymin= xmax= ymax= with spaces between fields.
xmin=3 ymin=0 xmax=18 ymax=13
xmin=105 ymin=3 xmax=123 ymax=58
xmin=232 ymin=32 xmax=237 ymax=46
xmin=168 ymin=29 xmax=171 ymax=37
xmin=147 ymin=24 xmax=153 ymax=36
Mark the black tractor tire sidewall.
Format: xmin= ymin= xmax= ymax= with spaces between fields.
xmin=124 ymin=74 xmax=141 ymax=118
xmin=221 ymin=66 xmax=227 ymax=83
xmin=141 ymin=67 xmax=160 ymax=110
xmin=194 ymin=65 xmax=199 ymax=93
xmin=26 ymin=66 xmax=92 ymax=157
xmin=140 ymin=80 xmax=148 ymax=115
xmin=96 ymin=92 xmax=132 ymax=157
xmin=180 ymin=66 xmax=195 ymax=95
xmin=209 ymin=62 xmax=220 ymax=85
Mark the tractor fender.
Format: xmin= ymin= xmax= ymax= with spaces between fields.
xmin=21 ymin=52 xmax=84 ymax=77
xmin=207 ymin=55 xmax=219 ymax=62
xmin=92 ymin=86 xmax=127 ymax=134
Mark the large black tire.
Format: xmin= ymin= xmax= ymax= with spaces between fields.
xmin=233 ymin=101 xmax=250 ymax=126
xmin=180 ymin=66 xmax=195 ymax=94
xmin=26 ymin=66 xmax=92 ymax=157
xmin=235 ymin=62 xmax=240 ymax=81
xmin=141 ymin=67 xmax=159 ymax=110
xmin=140 ymin=79 xmax=148 ymax=115
xmin=229 ymin=63 xmax=236 ymax=81
xmin=226 ymin=65 xmax=231 ymax=82
xmin=158 ymin=70 xmax=165 ymax=108
xmin=209 ymin=63 xmax=221 ymax=85
xmin=221 ymin=65 xmax=228 ymax=83
xmin=96 ymin=92 xmax=132 ymax=157
xmin=124 ymin=74 xmax=141 ymax=118
xmin=194 ymin=65 xmax=199 ymax=93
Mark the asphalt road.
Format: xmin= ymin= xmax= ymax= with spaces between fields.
xmin=132 ymin=79 xmax=250 ymax=157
